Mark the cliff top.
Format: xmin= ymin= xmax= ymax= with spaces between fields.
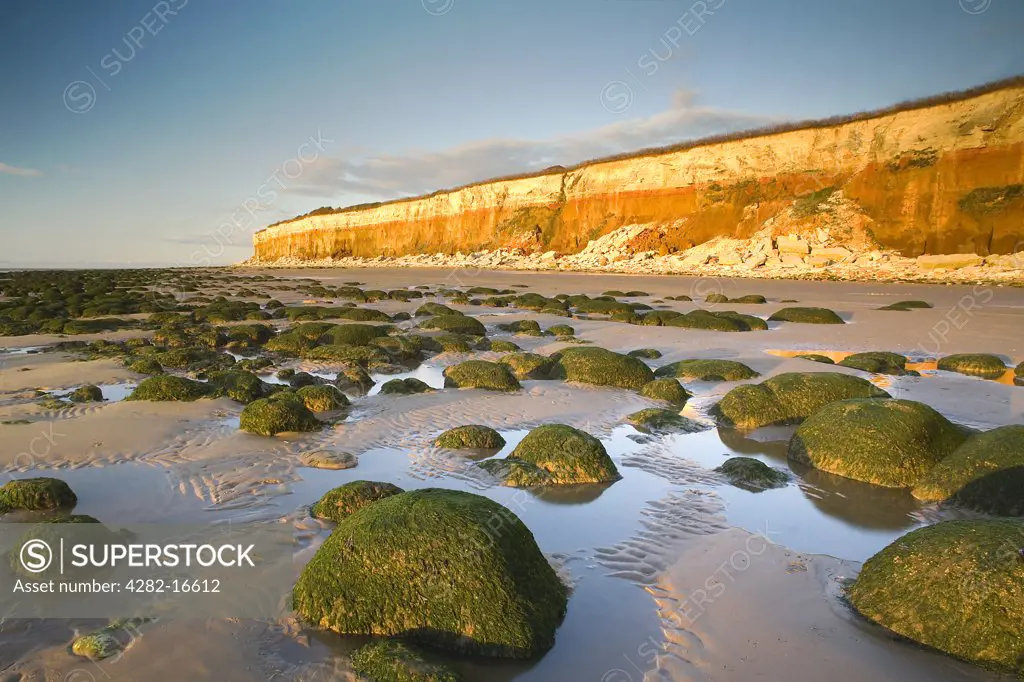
xmin=266 ymin=75 xmax=1024 ymax=232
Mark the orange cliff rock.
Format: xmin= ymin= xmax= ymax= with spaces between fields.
xmin=252 ymin=80 xmax=1024 ymax=263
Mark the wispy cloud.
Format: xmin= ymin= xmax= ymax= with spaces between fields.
xmin=286 ymin=93 xmax=775 ymax=202
xmin=0 ymin=162 xmax=42 ymax=177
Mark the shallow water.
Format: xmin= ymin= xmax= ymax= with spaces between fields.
xmin=367 ymin=364 xmax=446 ymax=395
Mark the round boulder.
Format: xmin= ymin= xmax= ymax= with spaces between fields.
xmin=548 ymin=347 xmax=655 ymax=389
xmin=937 ymin=353 xmax=1007 ymax=380
xmin=715 ymin=457 xmax=789 ymax=491
xmin=443 ymin=360 xmax=521 ymax=391
xmin=713 ymin=372 xmax=890 ymax=429
xmin=310 ymin=480 xmax=404 ymax=522
xmin=788 ymin=399 xmax=969 ymax=487
xmin=293 ymin=488 xmax=567 ymax=658
xmin=768 ymin=307 xmax=844 ymax=324
xmin=478 ymin=424 xmax=619 ymax=486
xmin=639 ymin=378 xmax=691 ymax=405
xmin=434 ymin=425 xmax=506 ymax=450
xmin=848 ymin=520 xmax=1024 ymax=675
xmin=655 ymin=359 xmax=758 ymax=382
xmin=239 ymin=392 xmax=322 ymax=436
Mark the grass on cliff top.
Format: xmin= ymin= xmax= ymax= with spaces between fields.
xmin=264 ymin=74 xmax=1024 ymax=230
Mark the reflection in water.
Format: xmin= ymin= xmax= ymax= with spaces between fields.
xmin=367 ymin=364 xmax=446 ymax=396
xmin=530 ymin=482 xmax=615 ymax=505
xmin=790 ymin=460 xmax=922 ymax=530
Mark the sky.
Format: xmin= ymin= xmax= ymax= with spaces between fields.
xmin=1 ymin=0 xmax=1022 ymax=267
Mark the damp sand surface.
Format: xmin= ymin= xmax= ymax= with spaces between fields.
xmin=0 ymin=270 xmax=1021 ymax=681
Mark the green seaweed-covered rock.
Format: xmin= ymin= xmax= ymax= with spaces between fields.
xmin=730 ymin=294 xmax=768 ymax=304
xmin=434 ymin=425 xmax=506 ymax=450
xmin=310 ymin=480 xmax=404 ymax=522
xmin=937 ymin=353 xmax=1008 ymax=380
xmin=335 ymin=362 xmax=376 ymax=395
xmin=239 ymin=392 xmax=322 ymax=436
xmin=497 ymin=353 xmax=553 ymax=380
xmin=206 ymin=370 xmax=268 ymax=404
xmin=627 ymin=348 xmax=662 ymax=359
xmin=293 ymin=488 xmax=567 ymax=658
xmin=479 ymin=424 xmax=619 ymax=486
xmin=655 ymin=359 xmax=758 ymax=382
xmin=350 ymin=639 xmax=463 ymax=682
xmin=419 ymin=315 xmax=487 ymax=336
xmin=848 ymin=520 xmax=1024 ymax=675
xmin=911 ymin=425 xmax=1024 ymax=514
xmin=795 ymin=353 xmax=834 ymax=364
xmin=1016 ymin=361 xmax=1024 ymax=386
xmin=296 ymin=384 xmax=349 ymax=411
xmin=69 ymin=384 xmax=104 ymax=402
xmin=299 ymin=450 xmax=357 ymax=470
xmin=126 ymin=375 xmax=211 ymax=402
xmin=627 ymin=409 xmax=704 ymax=434
xmin=72 ymin=630 xmax=122 ymax=661
xmin=714 ymin=372 xmax=890 ymax=429
xmin=838 ymin=351 xmax=910 ymax=376
xmin=768 ymin=307 xmax=845 ymax=324
xmin=878 ymin=300 xmax=933 ymax=311
xmin=318 ymin=324 xmax=390 ymax=346
xmin=548 ymin=347 xmax=654 ymax=389
xmin=443 ymin=361 xmax=521 ymax=392
xmin=639 ymin=378 xmax=691 ymax=405
xmin=497 ymin=320 xmax=541 ymax=335
xmin=379 ymin=378 xmax=435 ymax=395
xmin=665 ymin=310 xmax=767 ymax=332
xmin=547 ymin=324 xmax=575 ymax=337
xmin=715 ymin=457 xmax=789 ymax=491
xmin=128 ymin=357 xmax=164 ymax=375
xmin=788 ymin=399 xmax=969 ymax=487
xmin=0 ymin=477 xmax=77 ymax=511
xmin=489 ymin=340 xmax=521 ymax=353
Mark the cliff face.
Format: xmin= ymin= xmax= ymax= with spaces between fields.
xmin=254 ymin=85 xmax=1024 ymax=261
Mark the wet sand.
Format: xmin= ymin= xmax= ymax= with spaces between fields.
xmin=1 ymin=269 xmax=1020 ymax=681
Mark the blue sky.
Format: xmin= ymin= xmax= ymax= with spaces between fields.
xmin=1 ymin=0 xmax=1022 ymax=267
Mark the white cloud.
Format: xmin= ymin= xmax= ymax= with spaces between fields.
xmin=286 ymin=99 xmax=775 ymax=203
xmin=0 ymin=162 xmax=42 ymax=177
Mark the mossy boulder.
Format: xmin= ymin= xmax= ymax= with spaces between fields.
xmin=639 ymin=310 xmax=683 ymax=326
xmin=715 ymin=457 xmax=789 ymax=491
xmin=310 ymin=480 xmax=404 ymax=522
xmin=1016 ymin=361 xmax=1024 ymax=386
xmin=128 ymin=357 xmax=163 ymax=375
xmin=478 ymin=424 xmax=619 ymax=486
xmin=768 ymin=307 xmax=844 ymax=324
xmin=848 ymin=520 xmax=1024 ymax=675
xmin=730 ymin=294 xmax=767 ymax=304
xmin=665 ymin=310 xmax=766 ymax=332
xmin=705 ymin=293 xmax=730 ymax=304
xmin=350 ymin=639 xmax=463 ymax=682
xmin=302 ymin=344 xmax=390 ymax=366
xmin=489 ymin=340 xmax=521 ymax=353
xmin=293 ymin=488 xmax=567 ymax=658
xmin=335 ymin=362 xmax=376 ymax=395
xmin=497 ymin=353 xmax=553 ymax=380
xmin=547 ymin=324 xmax=575 ymax=337
xmin=318 ymin=324 xmax=390 ymax=346
xmin=379 ymin=378 xmax=435 ymax=395
xmin=0 ymin=477 xmax=77 ymax=511
xmin=206 ymin=370 xmax=268 ymax=404
xmin=838 ymin=351 xmax=910 ymax=376
xmin=69 ymin=384 xmax=104 ymax=402
xmin=548 ymin=347 xmax=654 ymax=389
xmin=937 ymin=353 xmax=1007 ymax=380
xmin=419 ymin=315 xmax=486 ymax=336
xmin=435 ymin=425 xmax=506 ymax=450
xmin=443 ymin=361 xmax=521 ymax=392
xmin=639 ymin=378 xmax=691 ymax=405
xmin=912 ymin=425 xmax=1024 ymax=514
xmin=574 ymin=299 xmax=634 ymax=315
xmin=627 ymin=408 xmax=705 ymax=434
xmin=714 ymin=372 xmax=890 ymax=429
xmin=296 ymin=384 xmax=349 ymax=411
xmin=497 ymin=320 xmax=541 ymax=334
xmin=788 ymin=399 xmax=970 ymax=487
xmin=878 ymin=300 xmax=933 ymax=311
xmin=795 ymin=353 xmax=834 ymax=364
xmin=415 ymin=303 xmax=459 ymax=317
xmin=127 ymin=375 xmax=211 ymax=402
xmin=239 ymin=392 xmax=322 ymax=436
xmin=655 ymin=359 xmax=758 ymax=382
xmin=627 ymin=348 xmax=662 ymax=359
